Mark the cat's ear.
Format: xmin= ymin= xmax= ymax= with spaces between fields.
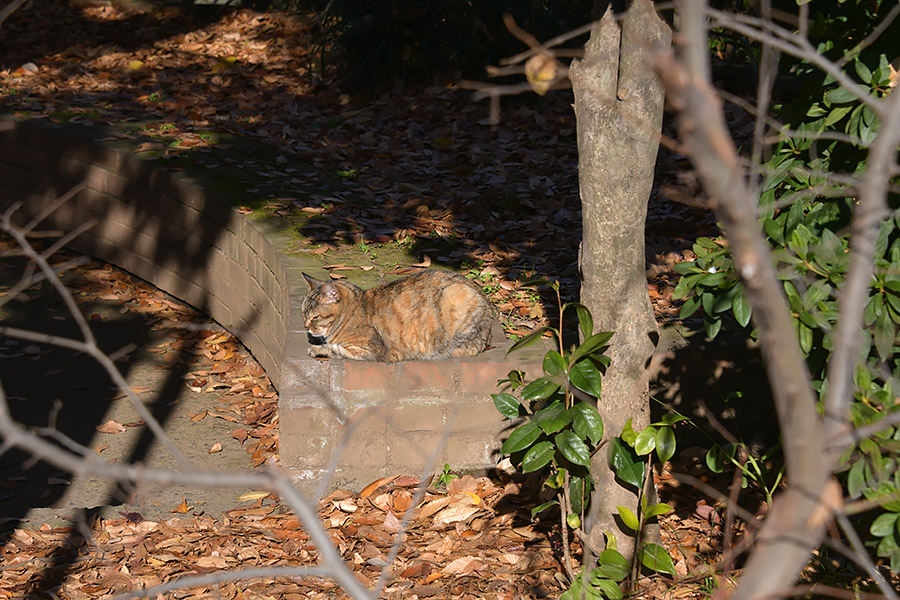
xmin=302 ymin=273 xmax=324 ymax=290
xmin=320 ymin=284 xmax=341 ymax=303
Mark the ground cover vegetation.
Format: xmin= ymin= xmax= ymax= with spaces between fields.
xmin=2 ymin=0 xmax=900 ymax=598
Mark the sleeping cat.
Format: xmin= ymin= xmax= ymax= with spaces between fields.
xmin=301 ymin=270 xmax=496 ymax=361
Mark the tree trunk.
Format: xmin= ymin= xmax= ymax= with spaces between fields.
xmin=569 ymin=0 xmax=670 ymax=560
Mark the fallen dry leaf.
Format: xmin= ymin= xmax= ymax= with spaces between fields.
xmin=238 ymin=491 xmax=271 ymax=503
xmin=432 ymin=503 xmax=482 ymax=526
xmin=96 ymin=419 xmax=127 ymax=434
xmin=360 ymin=476 xmax=397 ymax=499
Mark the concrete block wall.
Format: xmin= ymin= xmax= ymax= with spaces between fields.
xmin=0 ymin=117 xmax=545 ymax=495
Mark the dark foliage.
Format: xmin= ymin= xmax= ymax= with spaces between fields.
xmin=313 ymin=0 xmax=591 ymax=91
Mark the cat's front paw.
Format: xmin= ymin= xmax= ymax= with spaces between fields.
xmin=308 ymin=346 xmax=332 ymax=359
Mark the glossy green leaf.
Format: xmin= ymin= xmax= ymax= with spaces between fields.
xmin=645 ymin=502 xmax=674 ymax=519
xmin=492 ymin=393 xmax=521 ymax=418
xmin=825 ymin=104 xmax=853 ymax=127
xmin=679 ymin=295 xmax=701 ymax=319
xmin=655 ymin=426 xmax=677 ymax=463
xmin=732 ymin=290 xmax=751 ymax=327
xmin=534 ymin=405 xmax=572 ymax=434
xmin=555 ymin=431 xmax=591 ymax=467
xmin=571 ymin=331 xmax=615 ymax=363
xmin=604 ymin=530 xmax=618 ymax=551
xmin=798 ymin=322 xmax=813 ymax=355
xmin=861 ymin=106 xmax=879 ymax=145
xmin=506 ymin=326 xmax=550 ymax=355
xmin=764 ymin=216 xmax=785 ymax=245
xmin=571 ymin=402 xmax=604 ymax=446
xmin=560 ymin=581 xmax=603 ymax=600
xmin=545 ymin=469 xmax=565 ymax=489
xmin=610 ymin=437 xmax=644 ymax=490
xmin=871 ymin=512 xmax=899 ymax=537
xmin=621 ymin=419 xmax=637 ymax=445
xmin=855 ymin=59 xmax=873 ymax=84
xmin=640 ymin=543 xmax=676 ymax=575
xmin=848 ymin=459 xmax=865 ymax=498
xmin=672 ymin=261 xmax=699 ymax=275
xmin=824 ymin=86 xmax=857 ymax=104
xmin=701 ymin=291 xmax=716 ymax=315
xmin=569 ymin=475 xmax=588 ymax=514
xmin=706 ymin=447 xmax=724 ymax=474
xmin=590 ymin=577 xmax=623 ymax=600
xmin=660 ymin=413 xmax=688 ymax=425
xmin=699 ymin=272 xmax=727 ymax=287
xmin=573 ymin=302 xmax=594 ymax=340
xmin=784 ymin=281 xmax=802 ymax=312
xmin=876 ymin=531 xmax=899 ymax=558
xmin=616 ymin=506 xmax=640 ymax=531
xmin=874 ymin=314 xmax=895 ymax=362
xmin=634 ymin=426 xmax=657 ymax=456
xmin=501 ymin=422 xmax=541 ymax=454
xmin=543 ymin=351 xmax=566 ymax=377
xmin=530 ymin=499 xmax=559 ymax=518
xmin=704 ymin=316 xmax=722 ymax=339
xmin=569 ymin=358 xmax=603 ymax=399
xmin=595 ymin=549 xmax=630 ymax=582
xmin=521 ymin=377 xmax=560 ymax=402
xmin=522 ymin=440 xmax=555 ymax=473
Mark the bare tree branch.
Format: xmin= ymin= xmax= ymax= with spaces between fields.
xmin=832 ymin=512 xmax=900 ymax=600
xmin=2 ymin=209 xmax=190 ymax=467
xmin=822 ymin=88 xmax=900 ymax=449
xmin=108 ymin=566 xmax=338 ymax=600
xmin=663 ymin=1 xmax=831 ymax=597
xmin=0 ymin=0 xmax=29 ymax=29
xmin=834 ymin=3 xmax=900 ymax=68
xmin=707 ymin=8 xmax=883 ymax=114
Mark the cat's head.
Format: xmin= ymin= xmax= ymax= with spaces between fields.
xmin=301 ymin=273 xmax=345 ymax=339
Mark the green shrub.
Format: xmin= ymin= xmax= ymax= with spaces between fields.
xmin=673 ymin=0 xmax=900 ymax=573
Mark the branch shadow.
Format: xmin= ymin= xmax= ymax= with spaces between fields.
xmin=0 ymin=119 xmax=264 ymax=596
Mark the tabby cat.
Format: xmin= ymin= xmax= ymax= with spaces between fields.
xmin=301 ymin=270 xmax=496 ymax=361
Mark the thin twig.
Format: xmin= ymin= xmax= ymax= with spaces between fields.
xmin=720 ymin=448 xmax=747 ymax=575
xmin=23 ymin=182 xmax=86 ymax=235
xmin=822 ymin=87 xmax=900 ymax=452
xmin=832 ymin=512 xmax=899 ymax=600
xmin=108 ymin=566 xmax=339 ymax=600
xmin=672 ymin=474 xmax=758 ymax=524
xmin=707 ymin=8 xmax=883 ymax=114
xmin=835 ymin=3 xmax=900 ymax=68
xmin=373 ymin=409 xmax=458 ymax=596
xmin=0 ymin=0 xmax=29 ymax=29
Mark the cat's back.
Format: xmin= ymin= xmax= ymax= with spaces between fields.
xmin=364 ymin=270 xmax=495 ymax=360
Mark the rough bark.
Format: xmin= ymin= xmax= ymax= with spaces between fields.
xmin=569 ymin=0 xmax=670 ymax=559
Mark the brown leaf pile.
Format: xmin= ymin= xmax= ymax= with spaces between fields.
xmin=0 ymin=475 xmax=576 ymax=599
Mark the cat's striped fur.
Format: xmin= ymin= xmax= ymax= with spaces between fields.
xmin=301 ymin=270 xmax=495 ymax=361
